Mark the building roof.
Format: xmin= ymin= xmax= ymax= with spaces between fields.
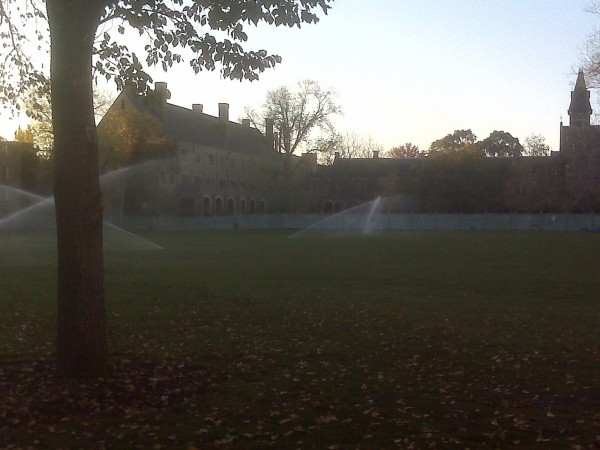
xmin=121 ymin=87 xmax=278 ymax=161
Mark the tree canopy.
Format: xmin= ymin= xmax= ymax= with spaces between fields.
xmin=524 ymin=133 xmax=551 ymax=157
xmin=387 ymin=142 xmax=421 ymax=158
xmin=1 ymin=1 xmax=332 ymax=107
xmin=428 ymin=129 xmax=481 ymax=156
xmin=478 ymin=130 xmax=523 ymax=158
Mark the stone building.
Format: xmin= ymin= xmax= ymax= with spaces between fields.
xmin=98 ymin=82 xmax=287 ymax=217
xmin=557 ymin=69 xmax=600 ymax=211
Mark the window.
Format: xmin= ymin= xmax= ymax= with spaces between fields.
xmin=160 ymin=172 xmax=166 ymax=184
xmin=219 ymin=179 xmax=226 ymax=187
xmin=209 ymin=155 xmax=215 ymax=166
xmin=194 ymin=151 xmax=202 ymax=163
xmin=230 ymin=158 xmax=236 ymax=169
xmin=194 ymin=176 xmax=201 ymax=186
xmin=169 ymin=173 xmax=175 ymax=185
xmin=181 ymin=174 xmax=189 ymax=185
xmin=220 ymin=157 xmax=226 ymax=168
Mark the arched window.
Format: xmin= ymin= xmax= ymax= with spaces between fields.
xmin=240 ymin=198 xmax=247 ymax=215
xmin=227 ymin=198 xmax=235 ymax=215
xmin=202 ymin=196 xmax=211 ymax=216
xmin=249 ymin=199 xmax=256 ymax=214
xmin=258 ymin=200 xmax=266 ymax=214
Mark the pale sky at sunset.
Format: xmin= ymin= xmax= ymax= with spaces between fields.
xmin=1 ymin=0 xmax=599 ymax=152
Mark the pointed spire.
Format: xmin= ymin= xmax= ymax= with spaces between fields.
xmin=568 ymin=69 xmax=592 ymax=127
xmin=574 ymin=68 xmax=588 ymax=91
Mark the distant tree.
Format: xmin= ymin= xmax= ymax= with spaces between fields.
xmin=309 ymin=129 xmax=340 ymax=165
xmin=245 ymin=79 xmax=341 ymax=177
xmin=17 ymin=87 xmax=115 ymax=156
xmin=0 ymin=135 xmax=6 ymax=141
xmin=524 ymin=134 xmax=551 ymax=157
xmin=13 ymin=125 xmax=54 ymax=192
xmin=0 ymin=0 xmax=333 ymax=378
xmin=387 ymin=142 xmax=421 ymax=158
xmin=14 ymin=125 xmax=35 ymax=144
xmin=97 ymin=107 xmax=175 ymax=172
xmin=478 ymin=130 xmax=523 ymax=157
xmin=324 ymin=131 xmax=383 ymax=161
xmin=428 ymin=129 xmax=480 ymax=155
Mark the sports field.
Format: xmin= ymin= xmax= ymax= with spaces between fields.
xmin=1 ymin=230 xmax=599 ymax=448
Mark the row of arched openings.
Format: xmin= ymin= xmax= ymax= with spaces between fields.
xmin=322 ymin=200 xmax=343 ymax=214
xmin=178 ymin=196 xmax=266 ymax=216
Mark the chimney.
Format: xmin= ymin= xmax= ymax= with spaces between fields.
xmin=302 ymin=152 xmax=318 ymax=173
xmin=265 ymin=118 xmax=274 ymax=146
xmin=373 ymin=150 xmax=379 ymax=159
xmin=242 ymin=118 xmax=251 ymax=127
xmin=218 ymin=103 xmax=229 ymax=124
xmin=154 ymin=82 xmax=171 ymax=102
xmin=192 ymin=104 xmax=203 ymax=113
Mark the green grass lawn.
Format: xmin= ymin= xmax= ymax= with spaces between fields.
xmin=1 ymin=230 xmax=599 ymax=448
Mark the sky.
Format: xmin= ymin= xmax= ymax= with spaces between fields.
xmin=1 ymin=0 xmax=599 ymax=152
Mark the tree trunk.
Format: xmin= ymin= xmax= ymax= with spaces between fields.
xmin=47 ymin=0 xmax=107 ymax=378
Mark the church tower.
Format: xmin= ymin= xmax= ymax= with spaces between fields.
xmin=568 ymin=69 xmax=592 ymax=128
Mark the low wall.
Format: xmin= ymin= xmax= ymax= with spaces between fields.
xmin=118 ymin=213 xmax=600 ymax=232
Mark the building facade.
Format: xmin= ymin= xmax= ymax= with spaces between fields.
xmin=98 ymin=82 xmax=294 ymax=218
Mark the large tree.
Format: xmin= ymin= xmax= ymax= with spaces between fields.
xmin=0 ymin=0 xmax=332 ymax=378
xmin=478 ymin=130 xmax=523 ymax=158
xmin=428 ymin=129 xmax=480 ymax=156
xmin=245 ymin=79 xmax=341 ymax=177
xmin=524 ymin=133 xmax=551 ymax=157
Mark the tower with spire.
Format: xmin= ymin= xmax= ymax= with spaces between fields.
xmin=560 ymin=69 xmax=600 ymax=155
xmin=568 ymin=69 xmax=593 ymax=128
